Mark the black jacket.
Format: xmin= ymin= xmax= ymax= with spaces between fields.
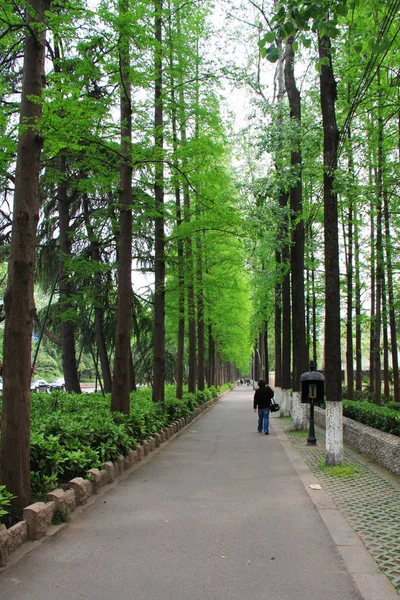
xmin=253 ymin=386 xmax=274 ymax=410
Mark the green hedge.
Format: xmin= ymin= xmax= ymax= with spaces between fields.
xmin=342 ymin=399 xmax=400 ymax=437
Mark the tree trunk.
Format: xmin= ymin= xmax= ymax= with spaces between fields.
xmin=373 ymin=97 xmax=384 ymax=405
xmin=383 ymin=189 xmax=400 ymax=402
xmin=264 ymin=321 xmax=269 ymax=382
xmin=197 ymin=249 xmax=205 ymax=391
xmin=284 ymin=38 xmax=308 ymax=394
xmin=318 ymin=33 xmax=342 ymax=465
xmin=152 ymin=0 xmax=165 ymax=403
xmin=354 ymin=200 xmax=362 ymax=391
xmin=345 ymin=128 xmax=354 ymax=400
xmin=111 ymin=0 xmax=133 ymax=415
xmin=82 ymin=196 xmax=112 ymax=393
xmin=281 ymin=236 xmax=291 ymax=391
xmin=57 ymin=156 xmax=81 ymax=393
xmin=0 ymin=0 xmax=46 ymax=516
xmin=382 ymin=271 xmax=390 ymax=401
xmin=167 ymin=17 xmax=184 ymax=399
xmin=311 ymin=239 xmax=318 ymax=365
xmin=368 ymin=144 xmax=376 ymax=394
xmin=274 ymin=267 xmax=282 ymax=388
xmin=129 ymin=348 xmax=137 ymax=392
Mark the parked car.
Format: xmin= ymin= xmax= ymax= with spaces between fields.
xmin=30 ymin=379 xmax=51 ymax=393
xmin=49 ymin=377 xmax=65 ymax=391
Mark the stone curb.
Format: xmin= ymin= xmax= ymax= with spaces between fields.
xmin=0 ymin=392 xmax=225 ymax=568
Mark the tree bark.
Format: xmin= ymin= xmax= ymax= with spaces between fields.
xmin=284 ymin=37 xmax=308 ymax=392
xmin=152 ymin=0 xmax=166 ymax=404
xmin=354 ymin=200 xmax=362 ymax=391
xmin=167 ymin=15 xmax=184 ymax=399
xmin=111 ymin=0 xmax=133 ymax=415
xmin=0 ymin=0 xmax=46 ymax=516
xmin=383 ymin=189 xmax=400 ymax=402
xmin=345 ymin=202 xmax=354 ymax=399
xmin=57 ymin=156 xmax=81 ymax=393
xmin=82 ymin=196 xmax=112 ymax=393
xmin=369 ymin=151 xmax=376 ymax=394
xmin=318 ymin=34 xmax=342 ymax=404
xmin=373 ymin=97 xmax=384 ymax=405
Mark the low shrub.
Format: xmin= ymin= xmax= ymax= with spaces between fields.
xmin=0 ymin=484 xmax=16 ymax=525
xmin=342 ymin=400 xmax=400 ymax=437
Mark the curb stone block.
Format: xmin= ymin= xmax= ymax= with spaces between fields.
xmin=87 ymin=468 xmax=102 ymax=494
xmin=163 ymin=427 xmax=170 ymax=440
xmin=134 ymin=445 xmax=144 ymax=461
xmin=142 ymin=440 xmax=150 ymax=456
xmin=155 ymin=433 xmax=162 ymax=447
xmin=0 ymin=525 xmax=9 ymax=566
xmin=7 ymin=521 xmax=27 ymax=555
xmin=98 ymin=468 xmax=109 ymax=488
xmin=63 ymin=489 xmax=76 ymax=512
xmin=149 ymin=437 xmax=156 ymax=452
xmin=46 ymin=488 xmax=66 ymax=507
xmin=128 ymin=449 xmax=138 ymax=466
xmin=101 ymin=462 xmax=115 ymax=483
xmin=69 ymin=477 xmax=92 ymax=506
xmin=117 ymin=455 xmax=125 ymax=474
xmin=23 ymin=501 xmax=55 ymax=541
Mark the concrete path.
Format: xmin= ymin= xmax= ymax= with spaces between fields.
xmin=0 ymin=386 xmax=393 ymax=600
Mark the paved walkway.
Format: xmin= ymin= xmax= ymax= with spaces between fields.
xmin=277 ymin=415 xmax=400 ymax=593
xmin=0 ymin=386 xmax=398 ymax=600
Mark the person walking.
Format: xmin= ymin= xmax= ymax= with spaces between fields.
xmin=253 ymin=379 xmax=274 ymax=435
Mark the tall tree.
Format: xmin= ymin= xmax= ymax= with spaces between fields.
xmin=284 ymin=36 xmax=307 ymax=428
xmin=0 ymin=0 xmax=47 ymax=514
xmin=318 ymin=30 xmax=342 ymax=464
xmin=111 ymin=0 xmax=133 ymax=415
xmin=152 ymin=0 xmax=166 ymax=403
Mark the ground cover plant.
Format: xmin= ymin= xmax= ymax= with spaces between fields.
xmin=0 ymin=384 xmax=226 ymax=523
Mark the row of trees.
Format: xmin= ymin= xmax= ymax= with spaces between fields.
xmin=1 ymin=0 xmax=399 ymax=507
xmin=231 ymin=0 xmax=400 ymax=417
xmin=0 ymin=0 xmax=255 ymax=514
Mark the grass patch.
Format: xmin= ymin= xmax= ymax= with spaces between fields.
xmin=317 ymin=460 xmax=361 ymax=478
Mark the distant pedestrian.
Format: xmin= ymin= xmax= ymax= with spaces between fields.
xmin=253 ymin=379 xmax=274 ymax=435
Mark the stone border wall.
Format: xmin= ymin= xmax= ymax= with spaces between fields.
xmin=314 ymin=407 xmax=400 ymax=477
xmin=0 ymin=394 xmax=225 ymax=568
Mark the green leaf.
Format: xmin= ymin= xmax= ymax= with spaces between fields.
xmin=265 ymin=31 xmax=276 ymax=44
xmin=267 ymin=45 xmax=280 ymax=63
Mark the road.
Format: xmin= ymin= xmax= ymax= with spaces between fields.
xmin=0 ymin=386 xmax=365 ymax=600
